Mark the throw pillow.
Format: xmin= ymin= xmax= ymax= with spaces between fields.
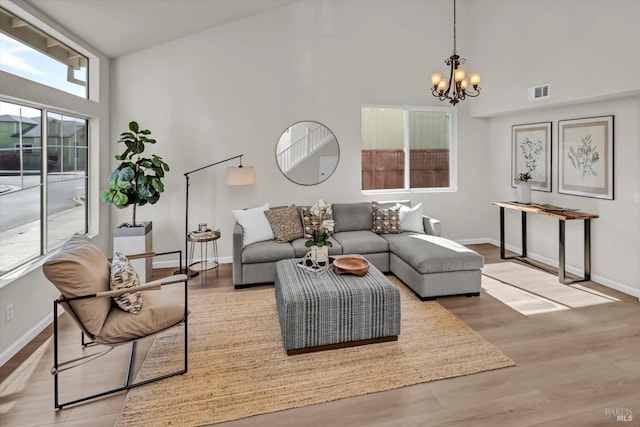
xmin=301 ymin=206 xmax=334 ymax=239
xmin=264 ymin=205 xmax=304 ymax=243
xmin=232 ymin=203 xmax=275 ymax=247
xmin=371 ymin=205 xmax=401 ymax=234
xmin=396 ymin=202 xmax=425 ymax=234
xmin=301 ymin=207 xmax=318 ymax=239
xmin=110 ymin=252 xmax=142 ymax=315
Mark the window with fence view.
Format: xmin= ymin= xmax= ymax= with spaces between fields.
xmin=361 ymin=106 xmax=453 ymax=191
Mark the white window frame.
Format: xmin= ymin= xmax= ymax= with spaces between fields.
xmin=0 ymin=1 xmax=101 ymax=286
xmin=361 ymin=104 xmax=458 ymax=195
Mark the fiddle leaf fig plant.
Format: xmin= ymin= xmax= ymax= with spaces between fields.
xmin=100 ymin=121 xmax=170 ymax=227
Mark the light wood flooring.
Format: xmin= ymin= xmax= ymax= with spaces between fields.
xmin=1 ymin=243 xmax=639 ymax=426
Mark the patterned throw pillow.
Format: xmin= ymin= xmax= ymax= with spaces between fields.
xmin=110 ymin=252 xmax=142 ymax=314
xmin=371 ymin=205 xmax=402 ymax=234
xmin=301 ymin=206 xmax=322 ymax=239
xmin=264 ymin=205 xmax=304 ymax=243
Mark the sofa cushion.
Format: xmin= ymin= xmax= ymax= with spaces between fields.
xmin=332 ymin=202 xmax=373 ymax=232
xmin=383 ymin=233 xmax=483 ymax=273
xmin=332 ymin=230 xmax=389 ymax=254
xmin=242 ymin=240 xmax=295 ymax=264
xmin=372 ymin=205 xmax=401 ymax=234
xmin=42 ymin=234 xmax=112 ymax=337
xmin=232 ymin=203 xmax=274 ymax=247
xmin=264 ymin=204 xmax=304 ymax=243
xmin=291 ymin=237 xmax=343 ymax=258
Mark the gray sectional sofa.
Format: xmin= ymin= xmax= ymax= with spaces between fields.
xmin=232 ymin=201 xmax=484 ymax=300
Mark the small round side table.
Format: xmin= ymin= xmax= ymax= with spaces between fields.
xmin=187 ymin=229 xmax=220 ymax=286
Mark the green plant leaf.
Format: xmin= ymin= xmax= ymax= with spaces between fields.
xmin=118 ymin=166 xmax=135 ymax=181
xmin=129 ymin=121 xmax=139 ymax=133
xmin=151 ymin=178 xmax=164 ymax=193
xmin=99 ymin=189 xmax=115 ymax=203
xmin=113 ymin=192 xmax=129 ymax=208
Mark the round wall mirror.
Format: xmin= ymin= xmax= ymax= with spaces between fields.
xmin=275 ymin=121 xmax=340 ymax=186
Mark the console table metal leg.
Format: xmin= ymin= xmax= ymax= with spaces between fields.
xmin=584 ymin=219 xmax=591 ymax=280
xmin=559 ymin=219 xmax=566 ymax=283
xmin=521 ymin=211 xmax=527 ymax=257
xmin=499 ymin=207 xmax=506 ymax=259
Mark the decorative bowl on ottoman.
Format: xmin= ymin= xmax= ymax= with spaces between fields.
xmin=333 ymin=256 xmax=370 ymax=276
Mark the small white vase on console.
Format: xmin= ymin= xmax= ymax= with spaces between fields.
xmin=516 ymin=182 xmax=532 ymax=204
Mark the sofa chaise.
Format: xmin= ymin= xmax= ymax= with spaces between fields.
xmin=232 ymin=201 xmax=484 ymax=300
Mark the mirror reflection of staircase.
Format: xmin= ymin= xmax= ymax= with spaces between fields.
xmin=277 ymin=123 xmax=335 ymax=173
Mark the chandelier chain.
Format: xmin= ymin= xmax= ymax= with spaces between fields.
xmin=453 ymin=0 xmax=457 ymax=55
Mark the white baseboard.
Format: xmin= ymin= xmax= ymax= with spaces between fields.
xmin=0 ymin=310 xmax=62 ymax=367
xmin=475 ymin=238 xmax=640 ymax=299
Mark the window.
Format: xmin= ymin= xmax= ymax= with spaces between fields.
xmin=0 ymin=7 xmax=88 ymax=98
xmin=0 ymin=100 xmax=88 ymax=275
xmin=361 ymin=106 xmax=455 ymax=192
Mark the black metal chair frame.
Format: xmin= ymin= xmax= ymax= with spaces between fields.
xmin=51 ymin=250 xmax=189 ymax=410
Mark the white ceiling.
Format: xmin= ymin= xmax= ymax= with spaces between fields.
xmin=23 ymin=0 xmax=297 ymax=58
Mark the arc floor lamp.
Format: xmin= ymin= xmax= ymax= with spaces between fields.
xmin=176 ymin=154 xmax=255 ymax=276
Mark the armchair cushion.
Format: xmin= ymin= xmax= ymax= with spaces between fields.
xmin=43 ymin=234 xmax=111 ymax=337
xmin=110 ymin=252 xmax=143 ymax=315
xmin=98 ymin=279 xmax=186 ymax=345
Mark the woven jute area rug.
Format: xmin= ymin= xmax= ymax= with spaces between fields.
xmin=116 ymin=277 xmax=514 ymax=426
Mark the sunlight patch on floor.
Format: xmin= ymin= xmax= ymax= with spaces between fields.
xmin=482 ymin=276 xmax=569 ymax=316
xmin=482 ymin=262 xmax=620 ymax=313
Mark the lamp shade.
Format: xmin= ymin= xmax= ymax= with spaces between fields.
xmin=226 ymin=166 xmax=255 ymax=186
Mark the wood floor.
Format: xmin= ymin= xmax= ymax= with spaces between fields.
xmin=1 ymin=243 xmax=639 ymax=426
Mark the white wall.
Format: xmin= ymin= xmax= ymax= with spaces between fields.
xmin=469 ymin=0 xmax=640 ymax=117
xmin=473 ymin=0 xmax=640 ymax=294
xmin=110 ymin=0 xmax=492 ymax=259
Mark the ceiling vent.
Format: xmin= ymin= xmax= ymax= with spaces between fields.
xmin=529 ymin=84 xmax=550 ymax=101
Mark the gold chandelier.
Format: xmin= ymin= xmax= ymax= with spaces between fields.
xmin=430 ymin=0 xmax=481 ymax=105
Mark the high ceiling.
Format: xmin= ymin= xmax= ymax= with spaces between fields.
xmin=23 ymin=0 xmax=297 ymax=58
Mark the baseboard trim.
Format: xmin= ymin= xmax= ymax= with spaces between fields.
xmin=0 ymin=310 xmax=62 ymax=367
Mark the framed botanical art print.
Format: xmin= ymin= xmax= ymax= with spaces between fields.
xmin=511 ymin=122 xmax=552 ymax=191
xmin=558 ymin=115 xmax=614 ymax=200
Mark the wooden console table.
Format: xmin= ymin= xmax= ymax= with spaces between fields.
xmin=492 ymin=201 xmax=599 ymax=284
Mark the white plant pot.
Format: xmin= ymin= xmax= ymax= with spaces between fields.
xmin=309 ymin=245 xmax=329 ymax=264
xmin=516 ymin=183 xmax=532 ymax=204
xmin=113 ymin=221 xmax=152 ymax=282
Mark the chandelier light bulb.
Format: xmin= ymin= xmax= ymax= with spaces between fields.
xmin=454 ymin=68 xmax=465 ymax=82
xmin=470 ymin=73 xmax=481 ymax=87
xmin=431 ymin=73 xmax=442 ymax=87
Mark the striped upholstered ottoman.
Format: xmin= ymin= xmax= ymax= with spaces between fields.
xmin=275 ymin=257 xmax=401 ymax=355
